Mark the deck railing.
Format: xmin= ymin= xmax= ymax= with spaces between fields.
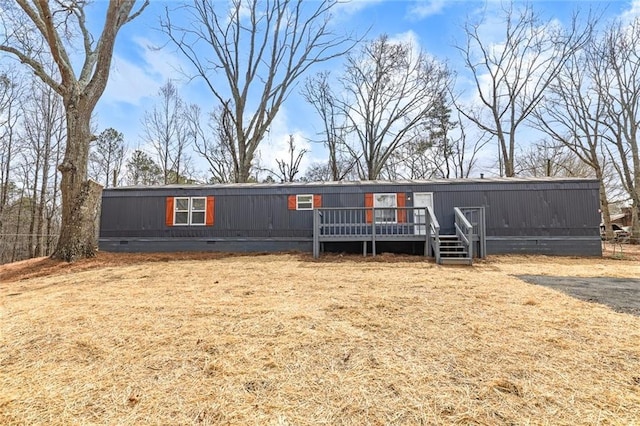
xmin=454 ymin=207 xmax=473 ymax=260
xmin=427 ymin=205 xmax=441 ymax=264
xmin=312 ymin=206 xmax=439 ymax=258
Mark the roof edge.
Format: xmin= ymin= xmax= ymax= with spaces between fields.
xmin=104 ymin=177 xmax=600 ymax=191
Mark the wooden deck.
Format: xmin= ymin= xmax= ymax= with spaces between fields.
xmin=312 ymin=206 xmax=441 ymax=259
xmin=312 ymin=206 xmax=483 ymax=265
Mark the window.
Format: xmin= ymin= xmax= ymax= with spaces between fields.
xmin=296 ymin=194 xmax=313 ymax=210
xmin=190 ymin=197 xmax=206 ymax=225
xmin=174 ymin=197 xmax=190 ymax=225
xmin=288 ymin=194 xmax=321 ymax=210
xmin=374 ymin=193 xmax=397 ymax=223
xmin=174 ymin=197 xmax=207 ymax=226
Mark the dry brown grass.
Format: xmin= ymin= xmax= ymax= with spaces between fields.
xmin=1 ymin=251 xmax=639 ymax=425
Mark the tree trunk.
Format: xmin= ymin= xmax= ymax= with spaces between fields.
xmin=54 ymin=179 xmax=103 ymax=261
xmin=501 ymin=132 xmax=516 ymax=177
xmin=27 ymin=164 xmax=39 ymax=258
xmin=11 ymin=188 xmax=26 ymax=263
xmin=0 ymin=108 xmax=15 ymax=254
xmin=35 ymin=146 xmax=50 ymax=257
xmin=630 ymin=196 xmax=640 ymax=245
xmin=0 ymin=1 xmax=149 ymax=261
xmin=238 ymin=152 xmax=252 ymax=183
xmin=53 ymin=101 xmax=103 ymax=261
xmin=631 ymin=139 xmax=640 ymax=245
xmin=598 ymin=178 xmax=613 ymax=240
xmin=47 ymin=136 xmax=63 ymax=256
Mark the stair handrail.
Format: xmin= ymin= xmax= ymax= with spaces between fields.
xmin=454 ymin=207 xmax=473 ymax=260
xmin=426 ymin=205 xmax=440 ymax=263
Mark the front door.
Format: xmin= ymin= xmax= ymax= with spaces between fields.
xmin=459 ymin=206 xmax=486 ymax=258
xmin=413 ymin=192 xmax=434 ymax=235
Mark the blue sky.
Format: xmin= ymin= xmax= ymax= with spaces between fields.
xmin=92 ymin=0 xmax=640 ymax=180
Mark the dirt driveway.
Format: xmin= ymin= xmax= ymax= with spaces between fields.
xmin=518 ymin=275 xmax=640 ymax=316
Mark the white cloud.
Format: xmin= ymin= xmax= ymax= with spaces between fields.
xmin=334 ymin=0 xmax=387 ymax=17
xmin=407 ymin=0 xmax=446 ymax=20
xmin=134 ymin=37 xmax=185 ymax=80
xmin=102 ymin=37 xmax=185 ymax=106
xmin=621 ymin=0 xmax=640 ymax=22
xmin=388 ymin=29 xmax=421 ymax=47
xmin=103 ymin=55 xmax=160 ymax=105
xmin=255 ymin=106 xmax=314 ymax=180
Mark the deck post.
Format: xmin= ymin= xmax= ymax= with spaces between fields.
xmin=372 ymin=208 xmax=376 ymax=257
xmin=363 ymin=208 xmax=367 ymax=256
xmin=480 ymin=207 xmax=486 ymax=258
xmin=425 ymin=207 xmax=432 ymax=257
xmin=313 ymin=209 xmax=320 ymax=258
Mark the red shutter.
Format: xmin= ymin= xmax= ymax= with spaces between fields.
xmin=165 ymin=197 xmax=174 ymax=227
xmin=397 ymin=193 xmax=406 ymax=223
xmin=313 ymin=194 xmax=322 ymax=208
xmin=365 ymin=193 xmax=373 ymax=224
xmin=206 ymin=196 xmax=215 ymax=226
xmin=288 ymin=195 xmax=297 ymax=210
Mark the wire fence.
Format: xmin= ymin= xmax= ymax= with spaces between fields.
xmin=0 ymin=234 xmax=60 ymax=238
xmin=0 ymin=233 xmax=60 ymax=264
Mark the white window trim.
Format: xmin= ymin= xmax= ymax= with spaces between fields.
xmin=173 ymin=196 xmax=207 ymax=226
xmin=374 ymin=193 xmax=397 ymax=223
xmin=190 ymin=197 xmax=207 ymax=226
xmin=174 ymin=197 xmax=190 ymax=226
xmin=296 ymin=194 xmax=314 ymax=211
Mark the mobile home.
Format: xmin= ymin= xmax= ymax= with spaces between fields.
xmin=99 ymin=178 xmax=602 ymax=263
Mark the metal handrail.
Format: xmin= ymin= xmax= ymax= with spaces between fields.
xmin=314 ymin=206 xmax=476 ymax=263
xmin=426 ymin=205 xmax=440 ymax=263
xmin=454 ymin=207 xmax=473 ymax=260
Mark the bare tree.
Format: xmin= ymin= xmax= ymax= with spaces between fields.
xmin=303 ymin=162 xmax=332 ymax=182
xmin=595 ymin=18 xmax=640 ymax=242
xmin=339 ymin=35 xmax=451 ymax=179
xmin=303 ymin=159 xmax=359 ymax=182
xmin=9 ymin=166 xmax=31 ymax=262
xmin=44 ymin=113 xmax=64 ymax=257
xmin=387 ymin=91 xmax=485 ymax=180
xmin=274 ymin=135 xmax=307 ymax=182
xmin=448 ymin=110 xmax=491 ymax=179
xmin=0 ymin=67 xmax=65 ymax=263
xmin=0 ymin=0 xmax=149 ymax=260
xmin=532 ymin=42 xmax=615 ymax=237
xmin=89 ymin=128 xmax=126 ymax=188
xmin=142 ymin=81 xmax=193 ymax=184
xmin=384 ymin=126 xmax=441 ymax=180
xmin=456 ymin=2 xmax=594 ymax=177
xmin=162 ymin=0 xmax=356 ymax=182
xmin=516 ymin=141 xmax=594 ymax=178
xmin=21 ymin=77 xmax=65 ymax=257
xmin=302 ymin=71 xmax=356 ymax=181
xmin=0 ymin=67 xmax=25 ymax=249
xmin=189 ymin=102 xmax=238 ymax=183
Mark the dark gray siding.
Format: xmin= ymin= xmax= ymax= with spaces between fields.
xmin=432 ymin=185 xmax=598 ymax=237
xmin=99 ymin=238 xmax=312 ymax=253
xmin=99 ymin=179 xmax=602 ymax=256
xmin=486 ymin=237 xmax=599 ymax=255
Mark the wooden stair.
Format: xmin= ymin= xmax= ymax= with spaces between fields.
xmin=438 ymin=234 xmax=472 ymax=265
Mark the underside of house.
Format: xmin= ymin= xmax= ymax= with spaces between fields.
xmin=99 ymin=178 xmax=602 ymax=264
